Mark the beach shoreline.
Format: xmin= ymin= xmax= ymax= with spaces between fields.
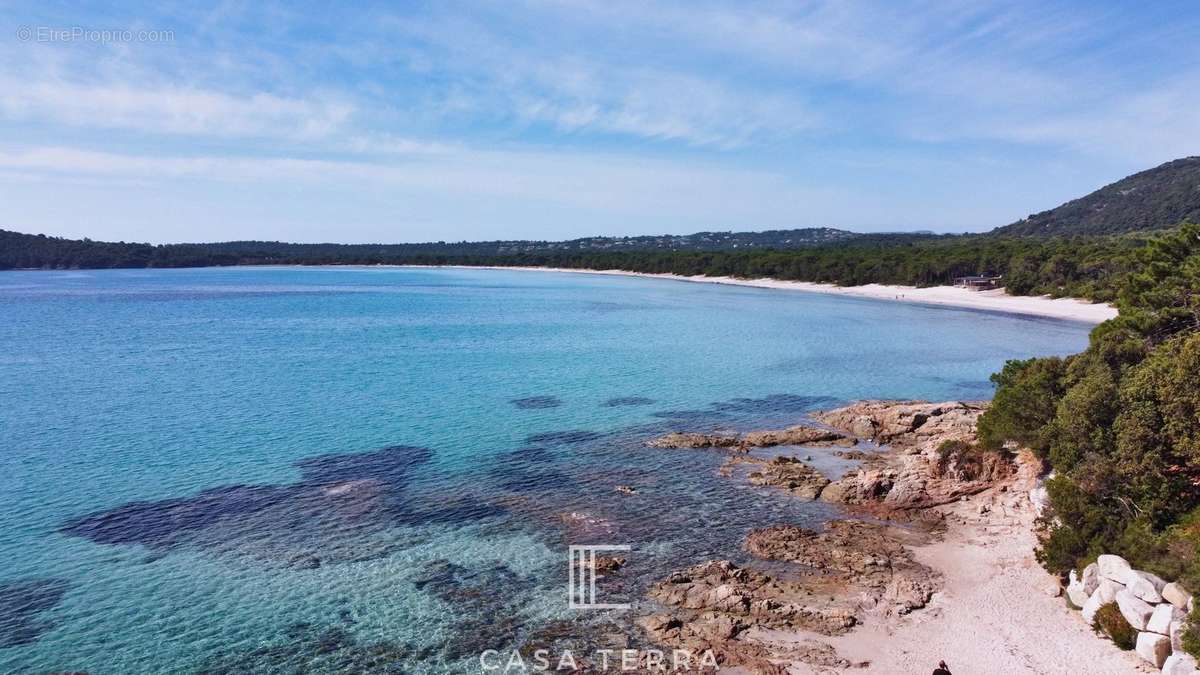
xmin=816 ymin=448 xmax=1147 ymax=674
xmin=415 ymin=265 xmax=1118 ymax=324
xmin=640 ymin=400 xmax=1147 ymax=674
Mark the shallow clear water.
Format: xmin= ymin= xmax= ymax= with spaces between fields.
xmin=0 ymin=267 xmax=1091 ymax=673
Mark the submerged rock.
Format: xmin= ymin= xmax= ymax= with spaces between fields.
xmin=0 ymin=577 xmax=69 ymax=648
xmin=510 ymin=395 xmax=562 ymax=410
xmin=194 ymin=621 xmax=417 ymax=674
xmin=602 ymin=396 xmax=654 ymax=407
xmin=525 ymin=430 xmax=603 ymax=445
xmin=746 ymin=457 xmax=830 ymax=500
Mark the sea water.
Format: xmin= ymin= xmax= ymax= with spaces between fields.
xmin=0 ymin=267 xmax=1092 ymax=673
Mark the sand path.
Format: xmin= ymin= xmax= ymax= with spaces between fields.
xmin=808 ymin=455 xmax=1149 ymax=675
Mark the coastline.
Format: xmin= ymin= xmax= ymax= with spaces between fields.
xmin=639 ymin=401 xmax=1147 ymax=674
xmin=422 ymin=266 xmax=1119 ymax=324
xmin=818 ymin=450 xmax=1146 ymax=674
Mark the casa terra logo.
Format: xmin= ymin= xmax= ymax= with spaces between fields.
xmin=568 ymin=544 xmax=631 ymax=610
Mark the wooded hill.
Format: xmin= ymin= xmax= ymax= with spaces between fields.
xmin=994 ymin=157 xmax=1200 ymax=237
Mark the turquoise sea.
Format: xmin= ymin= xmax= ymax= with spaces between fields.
xmin=0 ymin=267 xmax=1092 ymax=673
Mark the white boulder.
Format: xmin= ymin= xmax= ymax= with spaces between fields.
xmin=1135 ymin=631 xmax=1171 ymax=668
xmin=1097 ymin=577 xmax=1125 ymax=604
xmin=1098 ymin=554 xmax=1133 ymax=582
xmin=1162 ymin=651 xmax=1198 ymax=675
xmin=1117 ymin=589 xmax=1156 ymax=630
xmin=1147 ymin=603 xmax=1185 ymax=634
xmin=1030 ymin=483 xmax=1049 ymax=514
xmin=1165 ymin=582 xmax=1194 ymax=610
xmin=1081 ymin=562 xmax=1100 ymax=595
xmin=1082 ymin=590 xmax=1105 ymax=625
xmin=1124 ymin=570 xmax=1167 ymax=603
xmin=1067 ymin=570 xmax=1090 ymax=607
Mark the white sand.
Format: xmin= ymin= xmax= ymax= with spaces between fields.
xmin=442 ymin=266 xmax=1118 ymax=324
xmin=793 ymin=453 xmax=1149 ymax=675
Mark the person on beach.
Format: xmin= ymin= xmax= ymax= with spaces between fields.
xmin=933 ymin=660 xmax=952 ymax=675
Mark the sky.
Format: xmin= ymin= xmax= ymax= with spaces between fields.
xmin=1 ymin=1 xmax=1199 ymax=244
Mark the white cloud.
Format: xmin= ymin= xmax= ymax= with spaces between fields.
xmin=0 ymin=143 xmax=845 ymax=224
xmin=981 ymin=77 xmax=1200 ymax=164
xmin=0 ymin=80 xmax=353 ymax=139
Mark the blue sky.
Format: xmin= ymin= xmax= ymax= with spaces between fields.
xmin=1 ymin=1 xmax=1198 ymax=243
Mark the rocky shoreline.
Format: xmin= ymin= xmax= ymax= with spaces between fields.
xmin=634 ymin=400 xmax=1148 ymax=674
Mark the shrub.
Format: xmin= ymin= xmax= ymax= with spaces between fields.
xmin=934 ymin=439 xmax=1008 ymax=482
xmin=935 ymin=439 xmax=972 ymax=473
xmin=1093 ymin=602 xmax=1136 ymax=650
xmin=977 ymin=357 xmax=1066 ymax=456
xmin=1185 ymin=603 xmax=1200 ymax=659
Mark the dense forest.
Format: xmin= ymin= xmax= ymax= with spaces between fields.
xmin=0 ymin=226 xmax=858 ymax=271
xmin=0 ymin=228 xmax=1151 ymax=303
xmin=976 ymin=223 xmax=1200 ymax=652
xmin=477 ymin=232 xmax=1149 ymax=302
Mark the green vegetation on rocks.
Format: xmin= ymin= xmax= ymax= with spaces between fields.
xmin=1093 ymin=602 xmax=1137 ymax=650
xmin=978 ymin=223 xmax=1200 ymax=603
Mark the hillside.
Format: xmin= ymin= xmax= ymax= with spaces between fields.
xmin=994 ymin=157 xmax=1200 ymax=236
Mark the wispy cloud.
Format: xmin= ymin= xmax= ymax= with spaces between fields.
xmin=0 ymin=0 xmax=1197 ymax=241
xmin=0 ymin=80 xmax=352 ymax=139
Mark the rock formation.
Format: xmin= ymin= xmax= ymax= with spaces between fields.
xmin=745 ymin=521 xmax=940 ymax=616
xmin=814 ymin=401 xmax=1010 ymax=513
xmin=638 ymin=560 xmax=857 ymax=673
xmin=813 ymin=400 xmax=984 ymax=448
xmin=636 ymin=400 xmax=1126 ymax=673
xmin=745 ymin=457 xmax=830 ymax=500
xmin=646 ymin=423 xmax=852 ymax=452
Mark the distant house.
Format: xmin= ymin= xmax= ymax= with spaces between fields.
xmin=953 ymin=275 xmax=1003 ymax=291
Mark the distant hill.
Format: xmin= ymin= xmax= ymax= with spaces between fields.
xmin=0 ymin=227 xmax=861 ymax=270
xmin=993 ymin=157 xmax=1200 ymax=236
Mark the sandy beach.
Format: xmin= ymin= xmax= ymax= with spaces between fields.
xmin=813 ymin=452 xmax=1148 ymax=675
xmin=446 ymin=266 xmax=1118 ymax=324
